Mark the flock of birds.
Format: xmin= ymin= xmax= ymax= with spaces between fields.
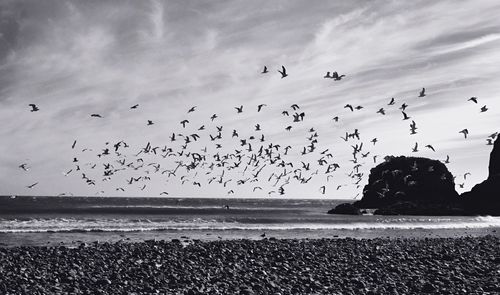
xmin=19 ymin=65 xmax=497 ymax=197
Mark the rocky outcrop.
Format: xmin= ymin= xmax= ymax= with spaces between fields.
xmin=355 ymin=156 xmax=459 ymax=209
xmin=461 ymin=136 xmax=500 ymax=215
xmin=329 ymin=156 xmax=461 ymax=215
xmin=327 ymin=203 xmax=361 ymax=215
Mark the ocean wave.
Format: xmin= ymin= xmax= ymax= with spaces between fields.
xmin=0 ymin=216 xmax=499 ymax=233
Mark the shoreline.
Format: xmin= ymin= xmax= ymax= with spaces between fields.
xmin=1 ymin=236 xmax=498 ymax=294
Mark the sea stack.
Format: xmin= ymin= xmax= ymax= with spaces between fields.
xmin=461 ymin=136 xmax=500 ymax=215
xmin=329 ymin=156 xmax=463 ymax=215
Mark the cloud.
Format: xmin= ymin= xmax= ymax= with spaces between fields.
xmin=0 ymin=0 xmax=499 ymax=198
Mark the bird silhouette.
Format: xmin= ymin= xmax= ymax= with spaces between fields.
xmin=180 ymin=120 xmax=189 ymax=128
xmin=130 ymin=104 xmax=139 ymax=109
xmin=147 ymin=120 xmax=154 ymax=126
xmin=28 ymin=104 xmax=39 ymax=112
xmin=261 ymin=66 xmax=268 ymax=74
xmin=388 ymin=98 xmax=395 ymax=105
xmin=402 ymin=111 xmax=410 ymax=120
xmin=187 ymin=106 xmax=196 ymax=113
xmin=257 ymin=104 xmax=267 ymax=112
xmin=324 ymin=72 xmax=332 ymax=78
xmin=235 ymin=106 xmax=243 ymax=113
xmin=412 ymin=142 xmax=419 ymax=152
xmin=480 ymin=105 xmax=488 ymax=112
xmin=425 ymin=144 xmax=435 ymax=152
xmin=90 ymin=114 xmax=102 ymax=118
xmin=344 ymin=104 xmax=354 ymax=112
xmin=27 ymin=182 xmax=38 ymax=189
xmin=278 ymin=66 xmax=288 ymax=78
xmin=468 ymin=97 xmax=478 ymax=104
xmin=418 ymin=88 xmax=426 ymax=97
xmin=459 ymin=129 xmax=469 ymax=138
xmin=376 ymin=108 xmax=386 ymax=115
xmin=410 ymin=121 xmax=417 ymax=134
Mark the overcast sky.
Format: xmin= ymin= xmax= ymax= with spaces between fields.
xmin=0 ymin=0 xmax=499 ymax=198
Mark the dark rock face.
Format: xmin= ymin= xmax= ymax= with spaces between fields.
xmin=488 ymin=136 xmax=500 ymax=178
xmin=327 ymin=203 xmax=361 ymax=215
xmin=461 ymin=136 xmax=500 ymax=215
xmin=355 ymin=156 xmax=459 ymax=209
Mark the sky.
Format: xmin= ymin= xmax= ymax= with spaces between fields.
xmin=0 ymin=0 xmax=499 ymax=199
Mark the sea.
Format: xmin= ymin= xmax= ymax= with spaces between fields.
xmin=0 ymin=196 xmax=499 ymax=247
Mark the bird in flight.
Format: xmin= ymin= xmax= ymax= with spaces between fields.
xmin=28 ymin=104 xmax=39 ymax=112
xmin=425 ymin=144 xmax=435 ymax=152
xmin=332 ymin=71 xmax=346 ymax=81
xmin=418 ymin=88 xmax=426 ymax=97
xmin=188 ymin=106 xmax=197 ymax=113
xmin=410 ymin=121 xmax=417 ymax=134
xmin=257 ymin=104 xmax=267 ymax=112
xmin=291 ymin=104 xmax=300 ymax=111
xmin=344 ymin=104 xmax=354 ymax=112
xmin=459 ymin=129 xmax=469 ymax=139
xmin=412 ymin=142 xmax=419 ymax=152
xmin=278 ymin=66 xmax=288 ymax=78
xmin=130 ymin=104 xmax=139 ymax=109
xmin=480 ymin=105 xmax=488 ymax=112
xmin=19 ymin=163 xmax=29 ymax=171
xmin=261 ymin=66 xmax=268 ymax=74
xmin=376 ymin=108 xmax=386 ymax=115
xmin=388 ymin=97 xmax=395 ymax=105
xmin=468 ymin=97 xmax=478 ymax=104
xmin=235 ymin=106 xmax=243 ymax=113
xmin=180 ymin=120 xmax=189 ymax=128
xmin=402 ymin=111 xmax=410 ymax=120
xmin=91 ymin=114 xmax=102 ymax=118
xmin=27 ymin=182 xmax=38 ymax=189
xmin=147 ymin=120 xmax=154 ymax=126
xmin=324 ymin=72 xmax=332 ymax=79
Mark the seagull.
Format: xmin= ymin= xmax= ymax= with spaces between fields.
xmin=332 ymin=116 xmax=339 ymax=122
xmin=19 ymin=164 xmax=29 ymax=171
xmin=480 ymin=105 xmax=488 ymax=112
xmin=418 ymin=88 xmax=426 ymax=97
xmin=388 ymin=97 xmax=395 ymax=105
xmin=261 ymin=66 xmax=268 ymax=74
xmin=324 ymin=72 xmax=332 ymax=78
xmin=27 ymin=182 xmax=38 ymax=189
xmin=425 ymin=144 xmax=435 ymax=152
xmin=464 ymin=172 xmax=471 ymax=180
xmin=257 ymin=104 xmax=267 ymax=112
xmin=344 ymin=104 xmax=354 ymax=112
xmin=459 ymin=129 xmax=469 ymax=139
xmin=402 ymin=111 xmax=410 ymax=120
xmin=180 ymin=120 xmax=189 ymax=128
xmin=319 ymin=186 xmax=326 ymax=195
xmin=468 ymin=97 xmax=478 ymax=104
xmin=371 ymin=138 xmax=378 ymax=145
xmin=400 ymin=103 xmax=408 ymax=111
xmin=90 ymin=114 xmax=102 ymax=118
xmin=210 ymin=114 xmax=218 ymax=121
xmin=412 ymin=142 xmax=419 ymax=152
xmin=376 ymin=108 xmax=386 ymax=115
xmin=71 ymin=140 xmax=77 ymax=149
xmin=130 ymin=104 xmax=139 ymax=109
xmin=486 ymin=139 xmax=493 ymax=145
xmin=278 ymin=65 xmax=288 ymax=78
xmin=147 ymin=120 xmax=154 ymax=126
xmin=444 ymin=155 xmax=450 ymax=164
xmin=291 ymin=104 xmax=300 ymax=110
xmin=28 ymin=104 xmax=39 ymax=112
xmin=332 ymin=71 xmax=346 ymax=81
xmin=187 ymin=106 xmax=196 ymax=113
xmin=235 ymin=105 xmax=243 ymax=113
xmin=410 ymin=121 xmax=417 ymax=134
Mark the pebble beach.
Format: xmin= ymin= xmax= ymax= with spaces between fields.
xmin=1 ymin=236 xmax=499 ymax=294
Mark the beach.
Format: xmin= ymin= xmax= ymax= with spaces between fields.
xmin=1 ymin=236 xmax=499 ymax=294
